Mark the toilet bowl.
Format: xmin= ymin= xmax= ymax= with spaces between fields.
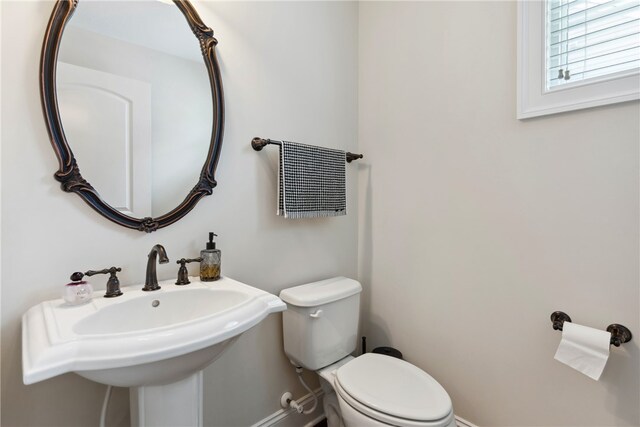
xmin=335 ymin=354 xmax=455 ymax=427
xmin=280 ymin=277 xmax=455 ymax=427
xmin=317 ymin=354 xmax=455 ymax=427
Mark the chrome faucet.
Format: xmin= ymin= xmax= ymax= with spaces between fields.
xmin=143 ymin=244 xmax=169 ymax=291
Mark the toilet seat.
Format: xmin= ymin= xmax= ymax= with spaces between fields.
xmin=334 ymin=354 xmax=453 ymax=427
xmin=335 ymin=380 xmax=454 ymax=427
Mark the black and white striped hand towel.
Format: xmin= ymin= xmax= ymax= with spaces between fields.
xmin=278 ymin=141 xmax=346 ymax=219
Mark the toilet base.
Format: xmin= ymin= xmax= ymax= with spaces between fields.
xmin=317 ymin=357 xmax=354 ymax=427
xmin=323 ymin=391 xmax=345 ymax=427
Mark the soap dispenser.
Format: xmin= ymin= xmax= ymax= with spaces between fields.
xmin=63 ymin=272 xmax=94 ymax=305
xmin=200 ymin=232 xmax=221 ymax=281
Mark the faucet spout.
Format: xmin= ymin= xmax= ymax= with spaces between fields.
xmin=143 ymin=244 xmax=169 ymax=291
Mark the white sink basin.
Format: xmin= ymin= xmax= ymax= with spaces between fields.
xmin=22 ymin=276 xmax=286 ymax=387
xmin=73 ymin=288 xmax=249 ymax=335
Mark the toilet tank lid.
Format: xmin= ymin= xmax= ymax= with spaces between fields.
xmin=279 ymin=277 xmax=362 ymax=307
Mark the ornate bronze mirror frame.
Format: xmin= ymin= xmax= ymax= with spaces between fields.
xmin=40 ymin=0 xmax=224 ymax=232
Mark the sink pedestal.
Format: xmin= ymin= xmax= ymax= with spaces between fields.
xmin=131 ymin=371 xmax=204 ymax=427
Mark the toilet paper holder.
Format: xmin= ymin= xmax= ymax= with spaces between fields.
xmin=550 ymin=311 xmax=632 ymax=347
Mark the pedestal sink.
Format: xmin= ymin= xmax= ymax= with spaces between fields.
xmin=22 ymin=277 xmax=286 ymax=426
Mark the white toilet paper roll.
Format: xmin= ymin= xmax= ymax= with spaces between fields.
xmin=554 ymin=322 xmax=611 ymax=380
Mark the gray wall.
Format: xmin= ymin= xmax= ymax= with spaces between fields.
xmin=358 ymin=2 xmax=639 ymax=426
xmin=1 ymin=1 xmax=358 ymax=426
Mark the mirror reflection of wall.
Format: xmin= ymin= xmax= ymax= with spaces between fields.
xmin=57 ymin=1 xmax=213 ymax=218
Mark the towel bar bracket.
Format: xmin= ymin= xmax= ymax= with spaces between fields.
xmin=251 ymin=137 xmax=269 ymax=151
xmin=251 ymin=137 xmax=363 ymax=163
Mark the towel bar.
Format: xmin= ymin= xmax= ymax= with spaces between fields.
xmin=550 ymin=311 xmax=633 ymax=347
xmin=251 ymin=137 xmax=363 ymax=163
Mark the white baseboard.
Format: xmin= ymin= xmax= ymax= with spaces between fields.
xmin=251 ymin=389 xmax=325 ymax=427
xmin=456 ymin=415 xmax=478 ymax=427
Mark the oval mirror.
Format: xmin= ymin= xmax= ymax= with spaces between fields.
xmin=41 ymin=0 xmax=224 ymax=232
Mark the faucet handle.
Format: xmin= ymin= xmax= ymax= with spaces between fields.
xmin=176 ymin=258 xmax=202 ymax=265
xmin=85 ymin=267 xmax=122 ymax=276
xmin=175 ymin=258 xmax=202 ymax=286
xmin=84 ymin=267 xmax=123 ymax=298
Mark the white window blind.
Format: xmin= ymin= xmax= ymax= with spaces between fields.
xmin=546 ymin=0 xmax=640 ymax=90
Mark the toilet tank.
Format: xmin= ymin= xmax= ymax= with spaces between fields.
xmin=280 ymin=277 xmax=362 ymax=370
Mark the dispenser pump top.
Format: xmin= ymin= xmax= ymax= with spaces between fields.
xmin=207 ymin=232 xmax=218 ymax=250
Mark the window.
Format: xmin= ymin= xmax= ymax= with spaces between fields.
xmin=517 ymin=0 xmax=640 ymax=119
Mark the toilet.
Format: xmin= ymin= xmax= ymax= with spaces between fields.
xmin=280 ymin=277 xmax=456 ymax=427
